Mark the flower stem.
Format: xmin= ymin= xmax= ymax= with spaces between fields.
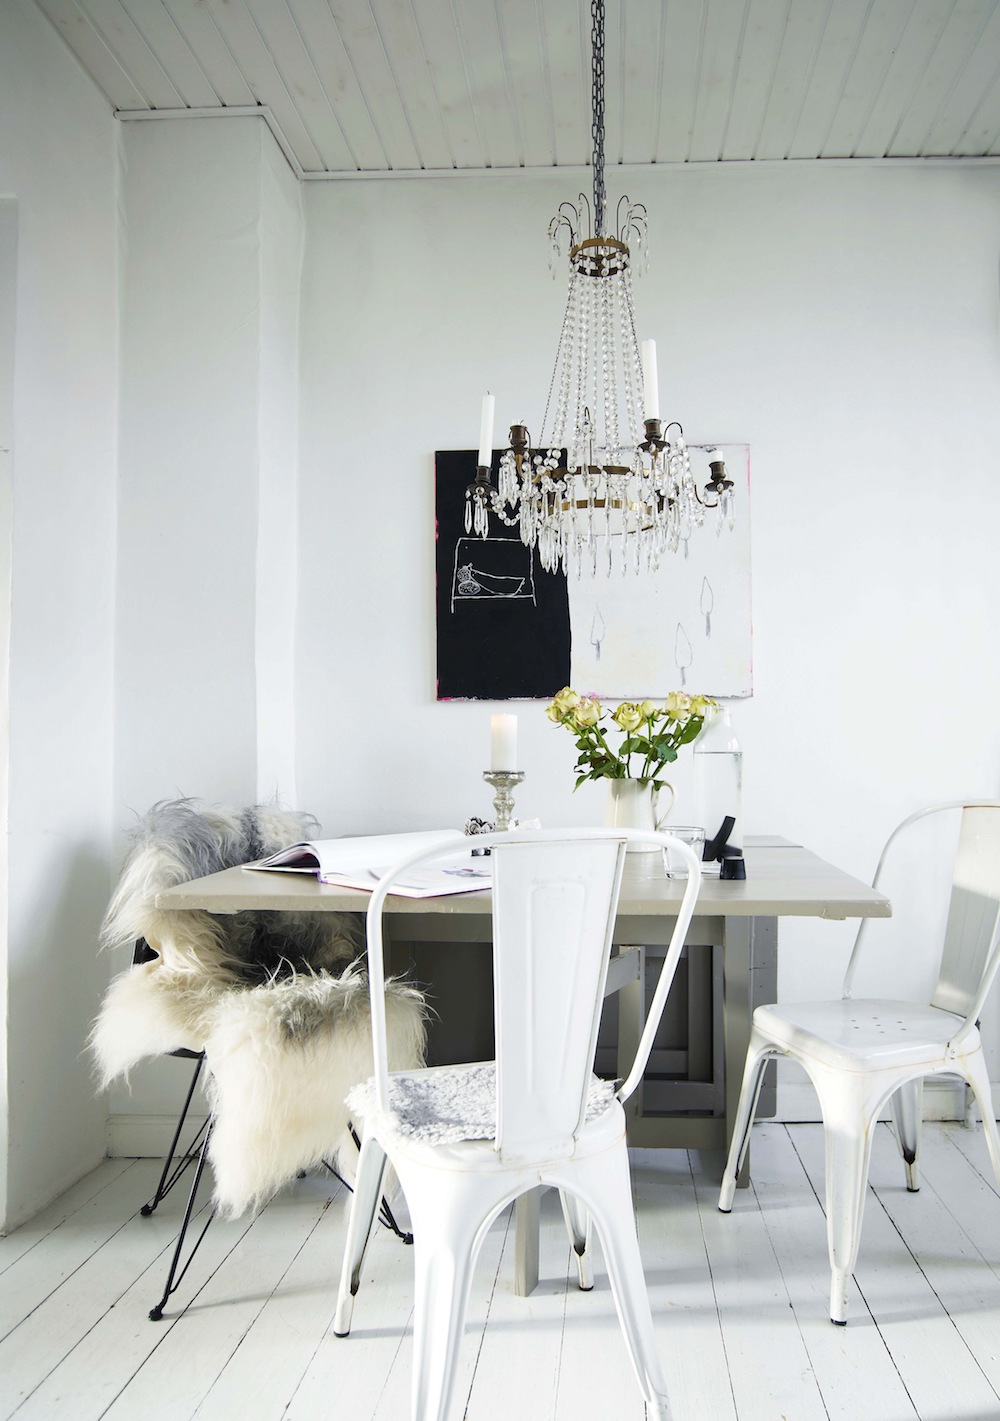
xmin=639 ymin=713 xmax=656 ymax=781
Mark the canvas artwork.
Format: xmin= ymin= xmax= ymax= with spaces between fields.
xmin=435 ymin=445 xmax=752 ymax=702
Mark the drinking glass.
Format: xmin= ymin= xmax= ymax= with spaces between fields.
xmin=663 ymin=826 xmax=705 ymax=879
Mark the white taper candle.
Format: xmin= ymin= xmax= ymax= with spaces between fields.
xmin=490 ymin=714 xmax=518 ymax=771
xmin=641 ymin=340 xmax=660 ymax=421
xmin=478 ymin=393 xmax=495 ymax=468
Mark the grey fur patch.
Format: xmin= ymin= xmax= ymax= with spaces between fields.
xmin=102 ymin=797 xmax=362 ymax=981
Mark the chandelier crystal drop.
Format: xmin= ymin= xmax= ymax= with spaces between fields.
xmin=466 ymin=0 xmax=735 ymax=577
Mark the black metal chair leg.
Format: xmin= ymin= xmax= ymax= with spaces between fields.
xmin=148 ymin=1118 xmax=216 ymax=1321
xmin=141 ymin=1051 xmax=208 ymax=1217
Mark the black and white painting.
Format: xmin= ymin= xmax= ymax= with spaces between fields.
xmin=435 ymin=450 xmax=571 ymax=700
xmin=435 ymin=445 xmax=752 ymax=701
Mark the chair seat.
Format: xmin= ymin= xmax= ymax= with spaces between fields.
xmin=347 ymin=1060 xmax=618 ymax=1153
xmin=755 ymin=997 xmax=972 ymax=1073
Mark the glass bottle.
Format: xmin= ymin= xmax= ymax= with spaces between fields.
xmin=693 ymin=704 xmax=743 ymax=872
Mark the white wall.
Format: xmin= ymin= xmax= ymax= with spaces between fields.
xmin=256 ymin=129 xmax=304 ymax=807
xmin=111 ymin=116 xmax=303 ymax=1130
xmin=297 ymin=163 xmax=1000 ymax=837
xmin=0 ymin=0 xmax=118 ymax=1230
xmin=294 ymin=163 xmax=1000 ymax=1112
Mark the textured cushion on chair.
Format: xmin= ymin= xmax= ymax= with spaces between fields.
xmin=346 ymin=1061 xmax=617 ymax=1146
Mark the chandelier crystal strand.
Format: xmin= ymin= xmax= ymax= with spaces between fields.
xmin=602 ymin=268 xmax=619 ymax=456
xmin=467 ymin=0 xmax=736 ymax=574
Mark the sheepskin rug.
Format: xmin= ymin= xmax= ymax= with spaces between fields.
xmin=92 ymin=800 xmax=426 ymax=1217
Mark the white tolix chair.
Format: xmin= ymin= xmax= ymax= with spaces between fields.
xmin=718 ymin=801 xmax=1000 ymax=1325
xmin=333 ymin=828 xmax=702 ymax=1421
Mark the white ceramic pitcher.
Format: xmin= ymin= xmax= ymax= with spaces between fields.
xmin=605 ymin=779 xmax=675 ymax=852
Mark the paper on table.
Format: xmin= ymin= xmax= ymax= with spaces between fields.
xmin=319 ymin=859 xmax=492 ymax=898
xmin=248 ymin=829 xmax=490 ymax=897
xmin=250 ymin=830 xmax=458 ymax=875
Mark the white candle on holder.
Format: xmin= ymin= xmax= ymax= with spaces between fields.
xmin=490 ymin=713 xmax=518 ymax=771
xmin=641 ymin=339 xmax=660 ymax=421
xmin=478 ymin=393 xmax=495 ymax=468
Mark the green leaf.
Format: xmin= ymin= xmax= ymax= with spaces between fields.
xmin=620 ymin=735 xmax=650 ymax=756
xmin=676 ymin=718 xmax=703 ymax=747
xmin=650 ymin=737 xmax=679 ymax=761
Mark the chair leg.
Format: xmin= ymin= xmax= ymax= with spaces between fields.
xmin=404 ymin=1168 xmax=505 ymax=1421
xmin=814 ymin=1070 xmax=879 ymax=1326
xmin=322 ymin=1137 xmax=413 ymax=1246
xmin=719 ymin=1034 xmax=774 ymax=1212
xmin=148 ymin=1118 xmax=215 ymax=1321
xmin=559 ymin=1189 xmax=594 ymax=1291
xmin=562 ymin=1144 xmax=671 ymax=1421
xmin=333 ymin=1131 xmax=389 ymax=1337
xmin=962 ymin=1050 xmax=1000 ymax=1189
xmin=141 ymin=1053 xmax=207 ymax=1217
xmin=890 ymin=1078 xmax=923 ymax=1192
xmin=963 ymin=1081 xmax=979 ymax=1131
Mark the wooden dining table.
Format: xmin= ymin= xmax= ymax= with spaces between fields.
xmin=157 ymin=833 xmax=890 ymax=1294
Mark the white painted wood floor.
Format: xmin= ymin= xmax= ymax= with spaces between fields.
xmin=3 ymin=1121 xmax=1000 ymax=1421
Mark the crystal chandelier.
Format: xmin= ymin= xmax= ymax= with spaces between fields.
xmin=466 ymin=0 xmax=735 ymax=577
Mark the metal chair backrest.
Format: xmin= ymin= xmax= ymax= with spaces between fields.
xmin=932 ymin=804 xmax=1000 ymax=1020
xmin=365 ymin=827 xmax=702 ymax=1162
xmin=843 ymin=803 xmax=1000 ymax=1032
xmin=491 ymin=834 xmax=627 ymax=1162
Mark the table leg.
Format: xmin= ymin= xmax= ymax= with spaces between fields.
xmin=514 ymin=1188 xmax=540 ymax=1296
xmin=722 ymin=915 xmax=777 ymax=1186
xmin=723 ymin=915 xmax=754 ymax=1186
xmin=615 ymin=945 xmax=645 ymax=1128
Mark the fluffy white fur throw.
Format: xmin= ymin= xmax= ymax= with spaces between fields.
xmin=93 ymin=800 xmax=426 ymax=1217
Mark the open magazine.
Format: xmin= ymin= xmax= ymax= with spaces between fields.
xmin=247 ymin=829 xmax=492 ymax=899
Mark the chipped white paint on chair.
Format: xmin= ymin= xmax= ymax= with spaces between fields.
xmin=718 ymin=802 xmax=1000 ymax=1325
xmin=333 ymin=827 xmax=702 ymax=1421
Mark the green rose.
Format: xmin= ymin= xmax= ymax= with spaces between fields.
xmin=664 ymin=690 xmax=692 ymax=722
xmin=612 ymin=702 xmax=643 ymax=733
xmin=546 ymin=686 xmax=582 ymax=723
xmin=546 ymin=686 xmax=583 ymax=724
xmin=573 ymin=697 xmax=602 ymax=729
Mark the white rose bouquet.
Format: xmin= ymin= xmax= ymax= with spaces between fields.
xmin=546 ymin=687 xmax=716 ymax=790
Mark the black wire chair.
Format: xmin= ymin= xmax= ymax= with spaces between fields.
xmin=131 ymin=940 xmax=217 ymax=1320
xmin=133 ymin=939 xmax=412 ymax=1322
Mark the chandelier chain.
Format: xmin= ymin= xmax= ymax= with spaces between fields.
xmin=591 ymin=0 xmax=606 ymax=237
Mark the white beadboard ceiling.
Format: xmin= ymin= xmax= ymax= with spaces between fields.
xmin=32 ymin=0 xmax=1000 ymax=178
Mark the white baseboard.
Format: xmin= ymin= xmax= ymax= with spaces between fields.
xmin=109 ymin=1080 xmax=1000 ymax=1160
xmin=107 ymin=1113 xmax=210 ymax=1159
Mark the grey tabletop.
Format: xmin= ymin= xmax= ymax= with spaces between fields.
xmin=156 ymin=836 xmax=891 ymax=923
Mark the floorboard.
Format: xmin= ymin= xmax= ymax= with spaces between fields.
xmin=792 ymin=1123 xmax=1000 ymax=1421
xmin=3 ymin=1125 xmax=1000 ymax=1419
xmin=748 ymin=1124 xmax=915 ymax=1421
xmin=636 ymin=1150 xmax=737 ymax=1421
xmin=692 ymin=1143 xmax=830 ymax=1421
xmin=0 ymin=1162 xmax=136 ymax=1276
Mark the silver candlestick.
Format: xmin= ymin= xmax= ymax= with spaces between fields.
xmin=482 ymin=770 xmax=525 ymax=832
